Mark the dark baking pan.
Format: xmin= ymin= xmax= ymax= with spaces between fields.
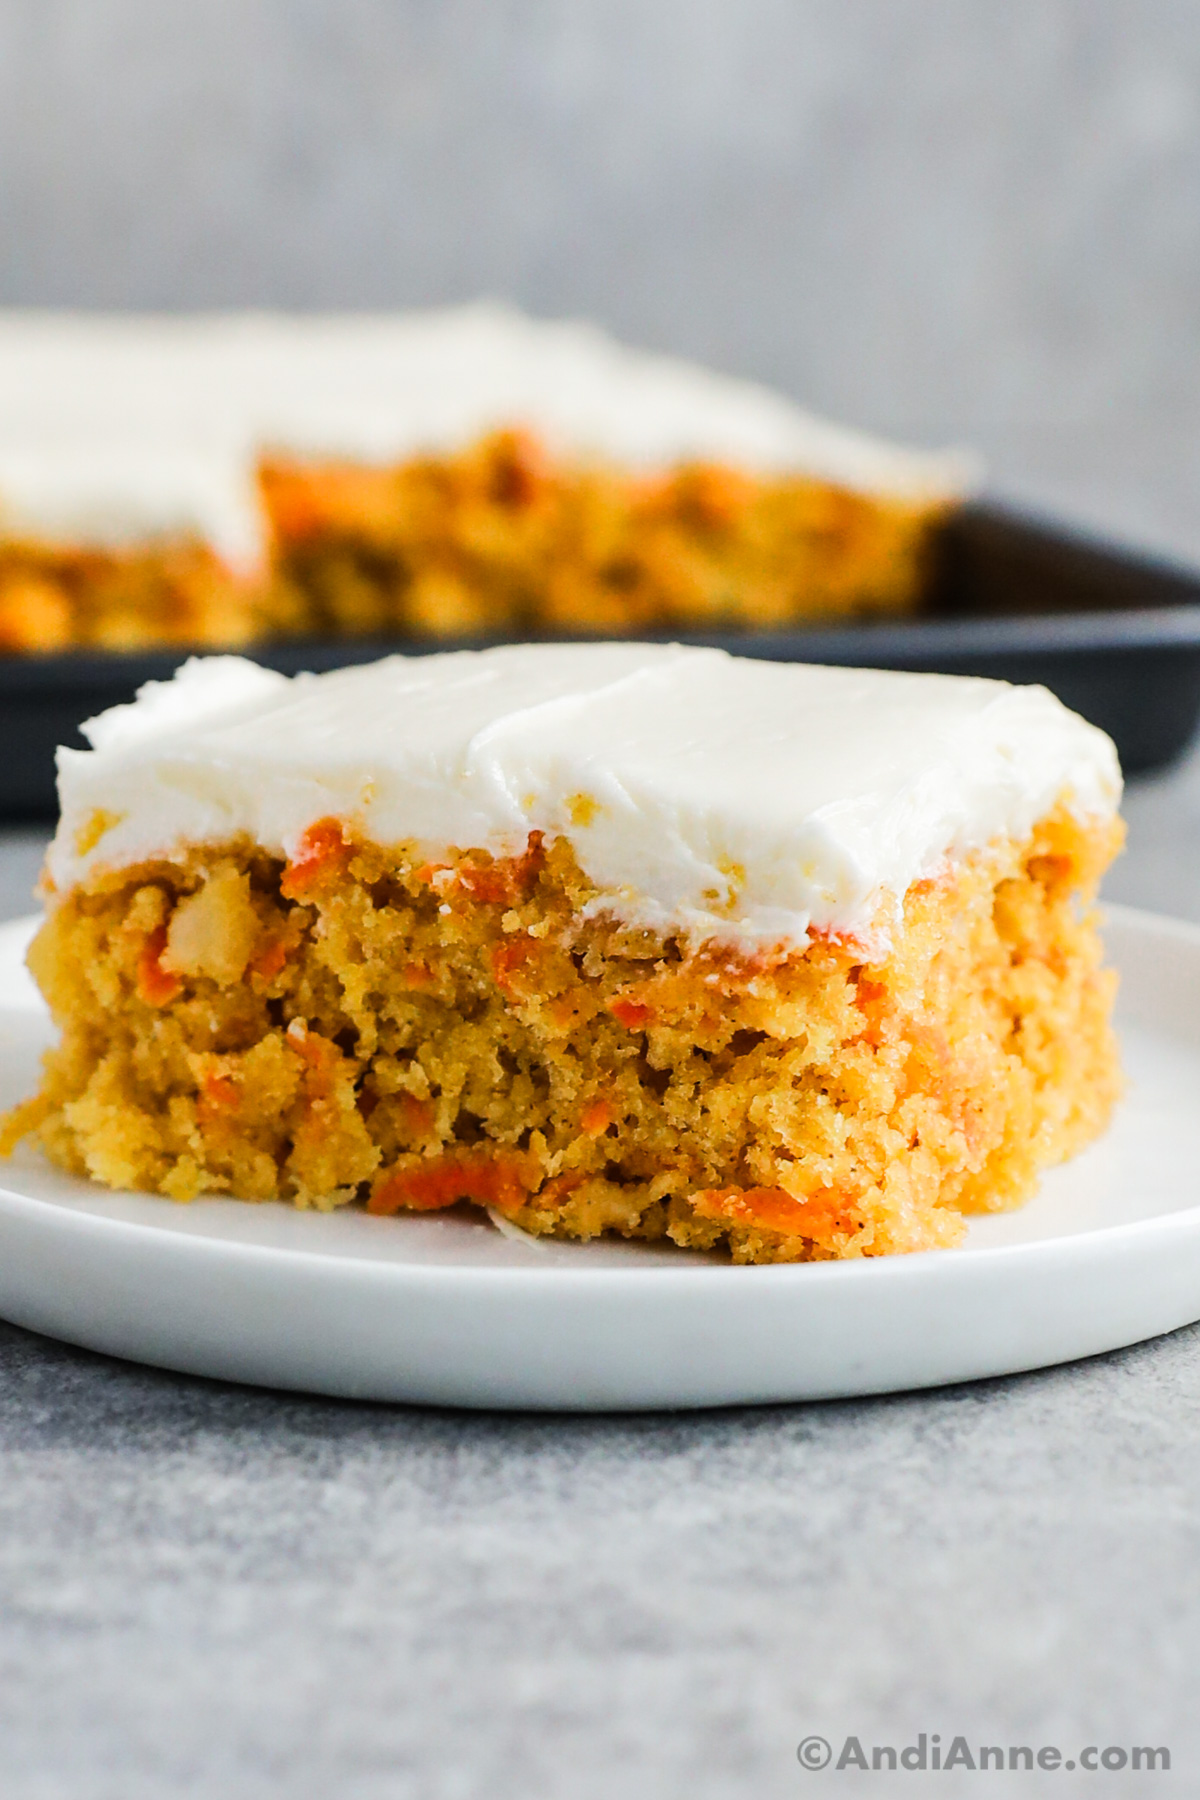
xmin=2 ymin=500 xmax=1199 ymax=819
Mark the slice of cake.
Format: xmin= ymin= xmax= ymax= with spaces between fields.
xmin=1 ymin=644 xmax=1123 ymax=1263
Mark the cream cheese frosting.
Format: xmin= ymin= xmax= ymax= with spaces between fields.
xmin=0 ymin=305 xmax=976 ymax=566
xmin=48 ymin=644 xmax=1122 ymax=952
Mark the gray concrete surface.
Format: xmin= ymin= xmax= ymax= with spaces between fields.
xmin=0 ymin=1321 xmax=1195 ymax=1800
xmin=1 ymin=747 xmax=1199 ymax=1799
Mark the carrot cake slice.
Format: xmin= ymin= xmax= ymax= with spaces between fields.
xmin=1 ymin=643 xmax=1123 ymax=1263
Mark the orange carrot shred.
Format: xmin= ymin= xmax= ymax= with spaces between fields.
xmin=250 ymin=939 xmax=288 ymax=981
xmin=457 ymin=863 xmax=513 ymax=906
xmin=691 ymin=1185 xmax=852 ymax=1238
xmin=281 ymin=818 xmax=350 ymax=899
xmin=368 ymin=1150 xmax=539 ymax=1218
xmin=136 ymin=927 xmax=182 ymax=1006
xmin=200 ymin=1072 xmax=239 ymax=1112
xmin=581 ymin=1098 xmax=612 ymax=1135
xmin=609 ymin=997 xmax=653 ymax=1030
xmin=490 ymin=936 xmax=538 ymax=997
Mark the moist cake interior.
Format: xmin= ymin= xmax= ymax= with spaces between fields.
xmin=2 ymin=804 xmax=1122 ymax=1264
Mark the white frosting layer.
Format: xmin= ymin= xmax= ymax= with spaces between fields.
xmin=0 ymin=305 xmax=976 ymax=565
xmin=49 ymin=644 xmax=1121 ymax=952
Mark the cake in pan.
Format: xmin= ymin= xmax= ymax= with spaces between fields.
xmin=257 ymin=428 xmax=944 ymax=640
xmin=2 ymin=642 xmax=1123 ymax=1263
xmin=0 ymin=534 xmax=252 ymax=654
xmin=0 ymin=308 xmax=969 ymax=651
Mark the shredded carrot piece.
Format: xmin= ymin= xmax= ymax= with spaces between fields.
xmin=198 ymin=1072 xmax=239 ymax=1117
xmin=580 ymin=1098 xmax=612 ymax=1135
xmin=412 ymin=836 xmax=552 ymax=909
xmin=457 ymin=863 xmax=515 ymax=906
xmin=455 ymin=833 xmax=546 ymax=908
xmin=490 ymin=935 xmax=539 ymax=997
xmin=136 ymin=927 xmax=182 ymax=1006
xmin=853 ymin=975 xmax=887 ymax=1011
xmin=608 ymin=996 xmax=653 ymax=1030
xmin=281 ymin=819 xmax=350 ymax=899
xmin=249 ymin=939 xmax=289 ymax=981
xmin=368 ymin=1150 xmax=540 ymax=1217
xmin=691 ymin=1185 xmax=852 ymax=1238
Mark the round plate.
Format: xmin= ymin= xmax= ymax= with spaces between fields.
xmin=0 ymin=905 xmax=1198 ymax=1409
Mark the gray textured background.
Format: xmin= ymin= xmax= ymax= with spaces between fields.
xmin=4 ymin=8 xmax=1200 ymax=1795
xmin=4 ymin=0 xmax=1200 ymax=557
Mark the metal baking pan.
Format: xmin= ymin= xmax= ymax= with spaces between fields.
xmin=2 ymin=500 xmax=1199 ymax=819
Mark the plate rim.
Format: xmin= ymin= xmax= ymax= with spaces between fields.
xmin=1 ymin=1181 xmax=1200 ymax=1291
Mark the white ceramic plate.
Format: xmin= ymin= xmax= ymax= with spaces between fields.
xmin=1 ymin=905 xmax=1199 ymax=1410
